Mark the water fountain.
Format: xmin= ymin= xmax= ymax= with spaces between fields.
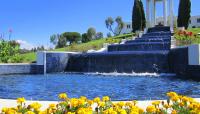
xmin=65 ymin=26 xmax=172 ymax=73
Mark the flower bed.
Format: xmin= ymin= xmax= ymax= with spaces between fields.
xmin=1 ymin=92 xmax=200 ymax=114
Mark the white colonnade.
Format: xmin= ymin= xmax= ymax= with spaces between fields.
xmin=146 ymin=0 xmax=174 ymax=31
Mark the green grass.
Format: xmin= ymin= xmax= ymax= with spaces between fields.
xmin=188 ymin=28 xmax=200 ymax=34
xmin=19 ymin=52 xmax=36 ymax=63
xmin=19 ymin=33 xmax=135 ymax=63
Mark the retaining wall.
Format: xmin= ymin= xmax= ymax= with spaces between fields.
xmin=0 ymin=64 xmax=43 ymax=75
xmin=168 ymin=46 xmax=200 ymax=78
xmin=45 ymin=52 xmax=81 ymax=73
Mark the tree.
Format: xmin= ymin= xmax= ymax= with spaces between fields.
xmin=105 ymin=16 xmax=125 ymax=36
xmin=132 ymin=0 xmax=146 ymax=32
xmin=139 ymin=0 xmax=146 ymax=30
xmin=82 ymin=33 xmax=90 ymax=43
xmin=105 ymin=17 xmax=115 ymax=35
xmin=56 ymin=35 xmax=66 ymax=48
xmin=87 ymin=27 xmax=96 ymax=40
xmin=177 ymin=0 xmax=191 ymax=29
xmin=50 ymin=34 xmax=59 ymax=45
xmin=62 ymin=32 xmax=81 ymax=44
xmin=96 ymin=32 xmax=104 ymax=39
xmin=115 ymin=16 xmax=125 ymax=35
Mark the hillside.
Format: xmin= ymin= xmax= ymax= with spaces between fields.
xmin=20 ymin=33 xmax=135 ymax=63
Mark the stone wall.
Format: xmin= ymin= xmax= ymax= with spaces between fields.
xmin=168 ymin=47 xmax=200 ymax=79
xmin=0 ymin=64 xmax=43 ymax=75
xmin=45 ymin=52 xmax=81 ymax=73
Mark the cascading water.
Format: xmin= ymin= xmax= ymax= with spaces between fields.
xmin=66 ymin=26 xmax=172 ymax=73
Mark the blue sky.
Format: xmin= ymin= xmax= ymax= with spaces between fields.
xmin=0 ymin=0 xmax=199 ymax=49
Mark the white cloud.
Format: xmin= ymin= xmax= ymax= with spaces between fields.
xmin=16 ymin=40 xmax=36 ymax=50
xmin=16 ymin=39 xmax=54 ymax=50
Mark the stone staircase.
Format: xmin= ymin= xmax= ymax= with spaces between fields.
xmin=65 ymin=26 xmax=172 ymax=73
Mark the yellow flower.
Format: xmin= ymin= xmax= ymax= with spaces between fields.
xmin=146 ymin=105 xmax=156 ymax=113
xmin=1 ymin=107 xmax=8 ymax=112
xmin=179 ymin=102 xmax=184 ymax=107
xmin=58 ymin=93 xmax=67 ymax=99
xmin=118 ymin=109 xmax=127 ymax=114
xmin=118 ymin=102 xmax=125 ymax=107
xmin=93 ymin=97 xmax=101 ymax=103
xmin=17 ymin=97 xmax=26 ymax=104
xmin=49 ymin=103 xmax=56 ymax=109
xmin=78 ymin=99 xmax=85 ymax=106
xmin=171 ymin=110 xmax=177 ymax=114
xmin=70 ymin=98 xmax=79 ymax=107
xmin=26 ymin=111 xmax=35 ymax=114
xmin=167 ymin=92 xmax=178 ymax=98
xmin=164 ymin=104 xmax=170 ymax=109
xmin=30 ymin=102 xmax=42 ymax=110
xmin=80 ymin=96 xmax=87 ymax=101
xmin=87 ymin=100 xmax=93 ymax=105
xmin=152 ymin=101 xmax=160 ymax=106
xmin=102 ymin=96 xmax=110 ymax=102
xmin=171 ymin=96 xmax=179 ymax=102
xmin=98 ymin=101 xmax=105 ymax=107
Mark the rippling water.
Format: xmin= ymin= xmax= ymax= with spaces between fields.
xmin=0 ymin=73 xmax=199 ymax=101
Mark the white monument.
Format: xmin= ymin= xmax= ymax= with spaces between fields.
xmin=146 ymin=0 xmax=174 ymax=32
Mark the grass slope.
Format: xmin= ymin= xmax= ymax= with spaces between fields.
xmin=20 ymin=33 xmax=134 ymax=63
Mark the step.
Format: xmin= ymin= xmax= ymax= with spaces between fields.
xmin=126 ymin=38 xmax=171 ymax=44
xmin=147 ymin=26 xmax=171 ymax=33
xmin=65 ymin=51 xmax=170 ymax=73
xmin=140 ymin=36 xmax=171 ymax=39
xmin=142 ymin=33 xmax=171 ymax=37
xmin=108 ymin=42 xmax=171 ymax=52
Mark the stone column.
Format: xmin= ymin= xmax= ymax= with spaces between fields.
xmin=146 ymin=0 xmax=150 ymax=27
xmin=163 ymin=0 xmax=167 ymax=26
xmin=169 ymin=0 xmax=174 ymax=32
xmin=151 ymin=0 xmax=156 ymax=27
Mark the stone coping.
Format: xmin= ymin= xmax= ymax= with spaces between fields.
xmin=37 ymin=51 xmax=82 ymax=54
xmin=0 ymin=63 xmax=37 ymax=65
xmin=0 ymin=98 xmax=200 ymax=111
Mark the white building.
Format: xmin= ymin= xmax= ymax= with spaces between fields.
xmin=116 ymin=15 xmax=200 ymax=34
xmin=156 ymin=15 xmax=200 ymax=28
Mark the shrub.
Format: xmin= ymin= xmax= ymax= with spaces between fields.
xmin=0 ymin=40 xmax=23 ymax=63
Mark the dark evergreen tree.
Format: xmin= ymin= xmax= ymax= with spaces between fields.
xmin=177 ymin=0 xmax=191 ymax=29
xmin=139 ymin=0 xmax=146 ymax=30
xmin=132 ymin=0 xmax=146 ymax=32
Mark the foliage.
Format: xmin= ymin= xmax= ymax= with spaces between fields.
xmin=105 ymin=16 xmax=125 ymax=36
xmin=50 ymin=34 xmax=59 ymax=45
xmin=177 ymin=0 xmax=191 ymax=29
xmin=132 ymin=0 xmax=146 ymax=32
xmin=62 ymin=32 xmax=81 ymax=44
xmin=87 ymin=27 xmax=96 ymax=40
xmin=96 ymin=32 xmax=104 ymax=39
xmin=2 ymin=92 xmax=200 ymax=114
xmin=82 ymin=33 xmax=90 ymax=43
xmin=56 ymin=35 xmax=67 ymax=48
xmin=115 ymin=16 xmax=125 ymax=35
xmin=0 ymin=40 xmax=23 ymax=63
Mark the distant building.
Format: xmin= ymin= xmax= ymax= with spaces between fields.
xmin=156 ymin=15 xmax=200 ymax=28
xmin=116 ymin=15 xmax=200 ymax=34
